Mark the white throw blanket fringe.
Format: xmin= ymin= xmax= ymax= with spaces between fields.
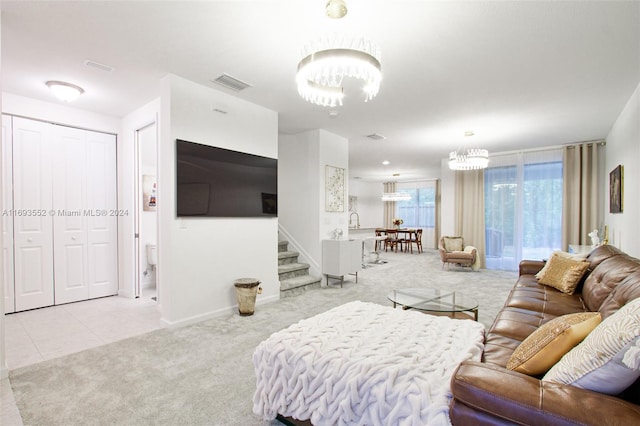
xmin=253 ymin=301 xmax=485 ymax=425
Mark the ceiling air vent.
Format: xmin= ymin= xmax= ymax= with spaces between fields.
xmin=211 ymin=73 xmax=252 ymax=91
xmin=83 ymin=59 xmax=114 ymax=72
xmin=366 ymin=133 xmax=386 ymax=140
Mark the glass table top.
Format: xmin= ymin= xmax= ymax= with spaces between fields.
xmin=387 ymin=287 xmax=478 ymax=314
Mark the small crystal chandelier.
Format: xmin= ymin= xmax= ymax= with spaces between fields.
xmin=448 ymin=148 xmax=490 ymax=170
xmin=296 ymin=1 xmax=382 ymax=107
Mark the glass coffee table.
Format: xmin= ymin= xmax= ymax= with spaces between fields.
xmin=387 ymin=287 xmax=479 ymax=321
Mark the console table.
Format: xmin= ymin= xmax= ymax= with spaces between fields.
xmin=322 ymin=239 xmax=361 ymax=287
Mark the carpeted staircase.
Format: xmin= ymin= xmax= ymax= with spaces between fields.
xmin=279 ymin=240 xmax=322 ymax=298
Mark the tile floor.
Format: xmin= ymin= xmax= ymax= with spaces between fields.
xmin=2 ymin=288 xmax=162 ymax=426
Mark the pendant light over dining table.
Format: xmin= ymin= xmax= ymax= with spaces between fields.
xmin=296 ymin=0 xmax=382 ymax=107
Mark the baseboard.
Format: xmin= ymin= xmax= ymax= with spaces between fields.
xmin=118 ymin=289 xmax=135 ymax=299
xmin=160 ymin=294 xmax=280 ymax=329
xmin=0 ymin=363 xmax=8 ymax=380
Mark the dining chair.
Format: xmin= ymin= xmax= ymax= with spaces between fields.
xmin=384 ymin=229 xmax=400 ymax=252
xmin=374 ymin=228 xmax=386 ymax=251
xmin=406 ymin=229 xmax=423 ymax=253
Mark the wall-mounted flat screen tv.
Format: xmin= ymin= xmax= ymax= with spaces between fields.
xmin=176 ymin=139 xmax=277 ymax=217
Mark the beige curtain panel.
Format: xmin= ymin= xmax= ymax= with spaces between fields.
xmin=454 ymin=170 xmax=486 ymax=269
xmin=383 ymin=181 xmax=396 ymax=228
xmin=562 ymin=142 xmax=605 ymax=250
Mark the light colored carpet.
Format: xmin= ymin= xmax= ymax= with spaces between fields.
xmin=9 ymin=249 xmax=517 ymax=426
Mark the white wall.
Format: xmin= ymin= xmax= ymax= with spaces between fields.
xmin=605 ymin=81 xmax=640 ymax=256
xmin=158 ymin=74 xmax=279 ymax=326
xmin=278 ymin=129 xmax=349 ymax=275
xmin=347 ymin=179 xmax=383 ymax=229
xmin=2 ymin=93 xmax=121 ymax=133
xmin=278 ymin=131 xmax=321 ymax=273
xmin=318 ymin=130 xmax=350 ymax=242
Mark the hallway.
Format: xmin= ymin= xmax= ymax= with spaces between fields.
xmin=4 ymin=290 xmax=162 ymax=370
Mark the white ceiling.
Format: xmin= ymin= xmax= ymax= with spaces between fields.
xmin=2 ymin=1 xmax=639 ymax=181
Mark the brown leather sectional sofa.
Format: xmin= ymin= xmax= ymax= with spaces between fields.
xmin=450 ymin=244 xmax=640 ymax=425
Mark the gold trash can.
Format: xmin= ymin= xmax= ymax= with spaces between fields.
xmin=234 ymin=278 xmax=261 ymax=316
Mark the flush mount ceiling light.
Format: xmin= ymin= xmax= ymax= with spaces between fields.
xmin=448 ymin=131 xmax=489 ymax=171
xmin=381 ymin=192 xmax=411 ymax=202
xmin=46 ymin=80 xmax=84 ymax=102
xmin=296 ymin=1 xmax=382 ymax=107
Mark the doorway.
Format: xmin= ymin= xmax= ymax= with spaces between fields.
xmin=134 ymin=122 xmax=158 ymax=301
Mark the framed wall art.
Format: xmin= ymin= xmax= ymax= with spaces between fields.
xmin=325 ymin=165 xmax=345 ymax=212
xmin=142 ymin=174 xmax=157 ymax=212
xmin=609 ymin=164 xmax=623 ymax=214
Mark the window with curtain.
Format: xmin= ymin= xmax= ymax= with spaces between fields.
xmin=484 ymin=150 xmax=563 ymax=270
xmin=395 ymin=180 xmax=438 ymax=249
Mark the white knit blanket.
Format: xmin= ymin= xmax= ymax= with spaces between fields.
xmin=253 ymin=301 xmax=485 ymax=425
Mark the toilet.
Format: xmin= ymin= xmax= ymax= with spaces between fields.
xmin=146 ymin=244 xmax=157 ymax=268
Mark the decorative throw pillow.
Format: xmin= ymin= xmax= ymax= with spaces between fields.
xmin=444 ymin=237 xmax=463 ymax=252
xmin=536 ymin=252 xmax=590 ymax=294
xmin=535 ymin=250 xmax=589 ymax=279
xmin=507 ymin=312 xmax=601 ymax=375
xmin=543 ymin=298 xmax=640 ymax=395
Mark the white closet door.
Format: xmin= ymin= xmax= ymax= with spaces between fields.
xmin=53 ymin=126 xmax=117 ymax=303
xmin=12 ymin=117 xmax=54 ymax=311
xmin=52 ymin=125 xmax=89 ymax=304
xmin=85 ymin=130 xmax=117 ymax=299
xmin=2 ymin=115 xmax=15 ymax=313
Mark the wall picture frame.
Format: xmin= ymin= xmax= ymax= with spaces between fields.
xmin=609 ymin=164 xmax=623 ymax=214
xmin=142 ymin=174 xmax=157 ymax=212
xmin=325 ymin=165 xmax=345 ymax=212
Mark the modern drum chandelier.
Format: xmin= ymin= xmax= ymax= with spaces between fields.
xmin=296 ymin=1 xmax=382 ymax=107
xmin=381 ymin=192 xmax=411 ymax=202
xmin=448 ymin=131 xmax=489 ymax=170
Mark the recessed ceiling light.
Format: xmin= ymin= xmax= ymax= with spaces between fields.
xmin=382 ymin=160 xmax=390 ymax=165
xmin=464 ymin=131 xmax=475 ymax=137
xmin=46 ymin=81 xmax=84 ymax=102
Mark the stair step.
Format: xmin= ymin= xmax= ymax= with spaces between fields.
xmin=278 ymin=250 xmax=299 ymax=265
xmin=278 ymin=240 xmax=288 ymax=253
xmin=278 ymin=262 xmax=310 ymax=280
xmin=280 ymin=275 xmax=322 ymax=298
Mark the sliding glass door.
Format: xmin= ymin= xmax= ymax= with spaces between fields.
xmin=484 ymin=150 xmax=563 ymax=270
xmin=395 ymin=180 xmax=438 ymax=249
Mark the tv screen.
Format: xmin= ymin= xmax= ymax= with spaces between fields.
xmin=176 ymin=139 xmax=277 ymax=217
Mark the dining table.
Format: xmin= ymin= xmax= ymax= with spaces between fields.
xmin=375 ymin=228 xmax=418 ymax=253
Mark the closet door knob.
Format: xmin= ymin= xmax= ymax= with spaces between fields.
xmin=27 ymin=238 xmax=33 ymax=242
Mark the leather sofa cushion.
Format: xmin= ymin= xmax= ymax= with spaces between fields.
xmin=583 ymin=254 xmax=640 ymax=311
xmin=482 ymin=275 xmax=587 ymax=368
xmin=599 ymin=271 xmax=640 ymax=319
